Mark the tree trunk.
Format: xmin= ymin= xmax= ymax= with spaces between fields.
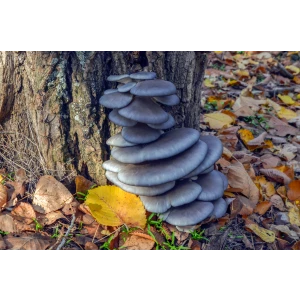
xmin=0 ymin=51 xmax=207 ymax=186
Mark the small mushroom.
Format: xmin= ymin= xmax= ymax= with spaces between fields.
xmin=104 ymin=89 xmax=118 ymax=95
xmin=107 ymin=74 xmax=130 ymax=82
xmin=106 ymin=133 xmax=137 ymax=147
xmin=102 ymin=159 xmax=129 ymax=173
xmin=153 ymin=94 xmax=180 ymax=106
xmin=130 ymin=79 xmax=176 ymax=97
xmin=209 ymin=198 xmax=228 ymax=218
xmin=147 ymin=114 xmax=176 ymax=130
xmin=130 ymin=71 xmax=156 ymax=80
xmin=160 ymin=201 xmax=214 ymax=226
xmin=118 ymin=96 xmax=169 ymax=124
xmin=117 ymin=82 xmax=137 ymax=93
xmin=105 ymin=171 xmax=175 ymax=197
xmin=112 ymin=128 xmax=200 ymax=164
xmin=117 ymin=139 xmax=208 ymax=186
xmin=109 ymin=109 xmax=137 ymax=127
xmin=196 ymin=170 xmax=225 ymax=201
xmin=99 ymin=92 xmax=133 ymax=109
xmin=122 ymin=123 xmax=162 ymax=144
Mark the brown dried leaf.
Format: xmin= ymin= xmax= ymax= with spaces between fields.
xmin=0 ymin=235 xmax=6 ymax=250
xmin=288 ymin=206 xmax=300 ymax=226
xmin=287 ymin=180 xmax=300 ymax=201
xmin=0 ymin=184 xmax=7 ymax=210
xmin=33 ymin=175 xmax=73 ymax=214
xmin=85 ymin=241 xmax=98 ymax=250
xmin=226 ymin=162 xmax=259 ymax=205
xmin=238 ymin=195 xmax=256 ymax=215
xmin=270 ymin=195 xmax=287 ymax=211
xmin=247 ymin=132 xmax=268 ymax=146
xmin=292 ymin=241 xmax=300 ymax=250
xmin=3 ymin=233 xmax=52 ymax=250
xmin=11 ymin=202 xmax=36 ymax=224
xmin=44 ymin=211 xmax=67 ymax=225
xmin=62 ymin=200 xmax=80 ymax=216
xmin=75 ymin=175 xmax=96 ymax=194
xmin=260 ymin=154 xmax=281 ymax=169
xmin=269 ymin=225 xmax=299 ymax=239
xmin=268 ymin=116 xmax=298 ymax=137
xmin=254 ymin=201 xmax=272 ymax=215
xmin=122 ymin=234 xmax=155 ymax=250
xmin=260 ymin=169 xmax=292 ymax=185
xmin=0 ymin=214 xmax=17 ymax=233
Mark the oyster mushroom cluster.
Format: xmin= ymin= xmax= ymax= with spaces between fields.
xmin=99 ymin=72 xmax=229 ymax=227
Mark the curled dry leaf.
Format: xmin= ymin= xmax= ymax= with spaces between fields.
xmin=260 ymin=169 xmax=292 ymax=185
xmin=268 ymin=116 xmax=298 ymax=137
xmin=32 ymin=175 xmax=73 ymax=214
xmin=226 ymin=162 xmax=259 ymax=205
xmin=3 ymin=233 xmax=52 ymax=250
xmin=44 ymin=211 xmax=67 ymax=226
xmin=270 ymin=195 xmax=286 ymax=211
xmin=11 ymin=202 xmax=36 ymax=225
xmin=85 ymin=186 xmax=146 ymax=228
xmin=245 ymin=223 xmax=275 ymax=243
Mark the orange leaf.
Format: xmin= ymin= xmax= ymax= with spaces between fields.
xmin=287 ymin=180 xmax=300 ymax=202
xmin=254 ymin=201 xmax=272 ymax=215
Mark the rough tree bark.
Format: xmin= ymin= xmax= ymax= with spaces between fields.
xmin=0 ymin=51 xmax=207 ymax=185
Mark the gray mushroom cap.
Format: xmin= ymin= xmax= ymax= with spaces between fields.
xmin=118 ymin=96 xmax=169 ymax=124
xmin=129 ymin=72 xmax=156 ymax=80
xmin=105 ymin=171 xmax=175 ymax=197
xmin=99 ymin=92 xmax=133 ymax=109
xmin=196 ymin=170 xmax=225 ymax=201
xmin=117 ymin=139 xmax=208 ymax=186
xmin=107 ymin=74 xmax=130 ymax=82
xmin=118 ymin=82 xmax=137 ymax=93
xmin=102 ymin=159 xmax=129 ymax=173
xmin=183 ymin=163 xmax=215 ymax=179
xmin=104 ymin=89 xmax=118 ymax=95
xmin=153 ymin=94 xmax=180 ymax=106
xmin=140 ymin=181 xmax=202 ymax=214
xmin=122 ymin=123 xmax=162 ymax=144
xmin=209 ymin=198 xmax=228 ymax=218
xmin=147 ymin=114 xmax=176 ymax=130
xmin=219 ymin=172 xmax=228 ymax=190
xmin=106 ymin=133 xmax=137 ymax=147
xmin=109 ymin=109 xmax=137 ymax=127
xmin=130 ymin=79 xmax=176 ymax=97
xmin=160 ymin=201 xmax=214 ymax=226
xmin=112 ymin=128 xmax=200 ymax=164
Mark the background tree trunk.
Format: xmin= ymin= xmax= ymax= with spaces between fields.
xmin=0 ymin=51 xmax=207 ymax=186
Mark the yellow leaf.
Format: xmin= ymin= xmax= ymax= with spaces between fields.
xmin=234 ymin=69 xmax=250 ymax=79
xmin=214 ymin=51 xmax=223 ymax=54
xmin=85 ymin=186 xmax=147 ymax=228
xmin=0 ymin=174 xmax=4 ymax=182
xmin=227 ymin=79 xmax=239 ymax=86
xmin=288 ymin=206 xmax=300 ymax=226
xmin=278 ymin=94 xmax=295 ymax=105
xmin=293 ymin=76 xmax=300 ymax=84
xmin=246 ymin=223 xmax=275 ymax=243
xmin=204 ymin=112 xmax=233 ymax=129
xmin=297 ymin=94 xmax=300 ymax=100
xmin=204 ymin=78 xmax=215 ymax=88
xmin=277 ymin=107 xmax=297 ymax=120
xmin=286 ymin=65 xmax=300 ymax=75
xmin=238 ymin=129 xmax=258 ymax=151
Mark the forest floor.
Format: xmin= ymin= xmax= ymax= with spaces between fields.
xmin=1 ymin=51 xmax=300 ymax=250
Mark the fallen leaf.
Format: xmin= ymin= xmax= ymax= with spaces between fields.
xmin=3 ymin=233 xmax=52 ymax=250
xmin=11 ymin=202 xmax=36 ymax=225
xmin=254 ymin=201 xmax=272 ymax=215
xmin=0 ymin=214 xmax=17 ymax=233
xmin=226 ymin=162 xmax=259 ymax=205
xmin=287 ymin=180 xmax=300 ymax=202
xmin=0 ymin=235 xmax=6 ymax=250
xmin=260 ymin=169 xmax=291 ymax=185
xmin=62 ymin=200 xmax=80 ymax=216
xmin=247 ymin=132 xmax=268 ymax=146
xmin=85 ymin=186 xmax=147 ymax=228
xmin=238 ymin=195 xmax=256 ymax=215
xmin=232 ymin=96 xmax=265 ymax=117
xmin=204 ymin=78 xmax=215 ymax=88
xmin=292 ymin=241 xmax=300 ymax=250
xmin=288 ymin=206 xmax=300 ymax=226
xmin=260 ymin=154 xmax=281 ymax=169
xmin=121 ymin=234 xmax=155 ymax=250
xmin=75 ymin=175 xmax=96 ymax=194
xmin=277 ymin=107 xmax=297 ymax=120
xmin=286 ymin=65 xmax=300 ymax=75
xmin=278 ymin=94 xmax=295 ymax=105
xmin=269 ymin=225 xmax=298 ymax=239
xmin=245 ymin=223 xmax=275 ymax=243
xmin=270 ymin=195 xmax=286 ymax=211
xmin=44 ymin=211 xmax=67 ymax=225
xmin=204 ymin=112 xmax=234 ymax=129
xmin=268 ymin=116 xmax=298 ymax=136
xmin=0 ymin=184 xmax=7 ymax=210
xmin=85 ymin=241 xmax=98 ymax=250
xmin=32 ymin=175 xmax=73 ymax=214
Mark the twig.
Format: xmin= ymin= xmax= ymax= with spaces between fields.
xmin=277 ymin=63 xmax=294 ymax=79
xmin=56 ymin=214 xmax=76 ymax=250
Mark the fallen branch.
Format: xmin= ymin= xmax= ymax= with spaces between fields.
xmin=56 ymin=214 xmax=76 ymax=250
